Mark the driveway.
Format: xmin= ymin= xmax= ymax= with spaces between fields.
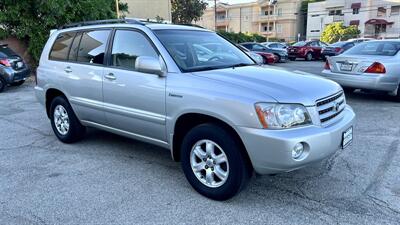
xmin=1 ymin=78 xmax=399 ymax=224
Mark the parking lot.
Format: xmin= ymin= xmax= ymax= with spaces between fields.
xmin=1 ymin=61 xmax=400 ymax=224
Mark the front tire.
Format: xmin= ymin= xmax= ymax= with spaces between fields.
xmin=181 ymin=123 xmax=252 ymax=201
xmin=0 ymin=77 xmax=6 ymax=93
xmin=274 ymin=54 xmax=281 ymax=63
xmin=50 ymin=96 xmax=86 ymax=143
xmin=305 ymin=52 xmax=313 ymax=61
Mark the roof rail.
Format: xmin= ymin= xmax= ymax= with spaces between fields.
xmin=59 ymin=18 xmax=144 ymax=29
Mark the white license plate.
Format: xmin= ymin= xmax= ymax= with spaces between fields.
xmin=340 ymin=63 xmax=353 ymax=71
xmin=342 ymin=126 xmax=353 ymax=149
xmin=290 ymin=49 xmax=295 ymax=52
xmin=17 ymin=62 xmax=23 ymax=68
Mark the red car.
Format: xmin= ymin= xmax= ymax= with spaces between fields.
xmin=255 ymin=51 xmax=277 ymax=64
xmin=288 ymin=40 xmax=328 ymax=61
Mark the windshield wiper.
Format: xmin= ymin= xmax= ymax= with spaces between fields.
xmin=230 ymin=63 xmax=254 ymax=69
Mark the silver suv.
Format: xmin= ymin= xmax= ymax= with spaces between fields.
xmin=35 ymin=19 xmax=355 ymax=200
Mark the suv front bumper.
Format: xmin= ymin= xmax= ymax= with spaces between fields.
xmin=237 ymin=105 xmax=355 ymax=174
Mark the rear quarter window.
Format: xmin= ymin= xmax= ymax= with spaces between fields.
xmin=49 ymin=32 xmax=76 ymax=61
xmin=345 ymin=42 xmax=400 ymax=56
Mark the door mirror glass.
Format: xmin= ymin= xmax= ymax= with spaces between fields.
xmin=135 ymin=56 xmax=164 ymax=76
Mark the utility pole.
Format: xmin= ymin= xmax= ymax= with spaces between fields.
xmin=214 ymin=0 xmax=217 ymax=31
xmin=115 ymin=0 xmax=120 ymax=19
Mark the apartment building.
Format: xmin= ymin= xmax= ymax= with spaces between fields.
xmin=122 ymin=0 xmax=172 ymax=21
xmin=307 ymin=0 xmax=400 ymax=40
xmin=196 ymin=0 xmax=303 ymax=42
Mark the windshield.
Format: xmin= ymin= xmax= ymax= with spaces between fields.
xmin=344 ymin=41 xmax=400 ymax=56
xmin=293 ymin=41 xmax=306 ymax=47
xmin=330 ymin=42 xmax=347 ymax=47
xmin=154 ymin=30 xmax=255 ymax=72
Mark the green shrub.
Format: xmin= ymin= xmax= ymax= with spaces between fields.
xmin=217 ymin=31 xmax=267 ymax=43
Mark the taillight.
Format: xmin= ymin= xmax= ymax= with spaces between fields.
xmin=364 ymin=62 xmax=386 ymax=74
xmin=0 ymin=59 xmax=11 ymax=67
xmin=335 ymin=47 xmax=343 ymax=53
xmin=324 ymin=61 xmax=331 ymax=70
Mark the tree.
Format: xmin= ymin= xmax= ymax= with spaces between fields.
xmin=0 ymin=0 xmax=128 ymax=63
xmin=321 ymin=22 xmax=360 ymax=43
xmin=171 ymin=0 xmax=208 ymax=24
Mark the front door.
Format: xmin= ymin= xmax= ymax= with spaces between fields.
xmin=102 ymin=29 xmax=166 ymax=142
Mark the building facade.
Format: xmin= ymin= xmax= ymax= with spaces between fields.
xmin=196 ymin=0 xmax=303 ymax=42
xmin=122 ymin=0 xmax=172 ymax=21
xmin=307 ymin=0 xmax=400 ymax=40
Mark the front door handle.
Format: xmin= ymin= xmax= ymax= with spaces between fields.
xmin=104 ymin=73 xmax=116 ymax=81
xmin=64 ymin=67 xmax=72 ymax=73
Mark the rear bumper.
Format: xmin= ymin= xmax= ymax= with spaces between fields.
xmin=237 ymin=106 xmax=355 ymax=174
xmin=321 ymin=70 xmax=399 ymax=92
xmin=1 ymin=67 xmax=31 ymax=83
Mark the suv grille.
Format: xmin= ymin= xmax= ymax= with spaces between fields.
xmin=316 ymin=91 xmax=345 ymax=125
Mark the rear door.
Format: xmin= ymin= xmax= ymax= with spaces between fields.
xmin=52 ymin=29 xmax=111 ymax=124
xmin=102 ymin=29 xmax=166 ymax=141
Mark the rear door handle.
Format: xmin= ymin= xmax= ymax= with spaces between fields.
xmin=64 ymin=67 xmax=72 ymax=73
xmin=104 ymin=73 xmax=116 ymax=81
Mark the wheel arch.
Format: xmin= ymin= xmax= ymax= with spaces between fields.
xmin=45 ymin=88 xmax=67 ymax=118
xmin=171 ymin=112 xmax=253 ymax=169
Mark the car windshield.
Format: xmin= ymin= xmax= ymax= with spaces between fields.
xmin=293 ymin=41 xmax=306 ymax=47
xmin=344 ymin=41 xmax=400 ymax=56
xmin=154 ymin=30 xmax=255 ymax=72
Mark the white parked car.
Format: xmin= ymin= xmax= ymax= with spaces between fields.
xmin=322 ymin=40 xmax=400 ymax=101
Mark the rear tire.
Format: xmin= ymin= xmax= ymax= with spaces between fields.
xmin=0 ymin=77 xmax=5 ymax=93
xmin=50 ymin=96 xmax=86 ymax=143
xmin=394 ymin=84 xmax=400 ymax=102
xmin=11 ymin=80 xmax=25 ymax=86
xmin=180 ymin=123 xmax=252 ymax=201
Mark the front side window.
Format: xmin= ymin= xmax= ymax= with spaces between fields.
xmin=49 ymin=32 xmax=75 ymax=61
xmin=155 ymin=30 xmax=254 ymax=72
xmin=77 ymin=30 xmax=110 ymax=65
xmin=111 ymin=30 xmax=158 ymax=70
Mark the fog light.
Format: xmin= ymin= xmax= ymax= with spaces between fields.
xmin=292 ymin=143 xmax=304 ymax=160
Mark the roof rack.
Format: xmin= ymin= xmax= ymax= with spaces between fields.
xmin=59 ymin=18 xmax=144 ymax=29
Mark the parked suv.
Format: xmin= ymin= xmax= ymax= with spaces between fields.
xmin=0 ymin=44 xmax=30 ymax=92
xmin=35 ymin=19 xmax=355 ymax=200
xmin=288 ymin=40 xmax=328 ymax=61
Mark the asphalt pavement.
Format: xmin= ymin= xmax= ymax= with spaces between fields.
xmin=1 ymin=63 xmax=400 ymax=224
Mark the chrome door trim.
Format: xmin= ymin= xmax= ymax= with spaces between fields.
xmin=81 ymin=120 xmax=170 ymax=149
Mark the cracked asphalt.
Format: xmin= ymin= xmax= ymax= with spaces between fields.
xmin=1 ymin=62 xmax=400 ymax=224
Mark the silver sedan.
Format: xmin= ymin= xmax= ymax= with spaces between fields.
xmin=322 ymin=40 xmax=400 ymax=101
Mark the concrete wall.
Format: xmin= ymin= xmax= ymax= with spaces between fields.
xmin=122 ymin=0 xmax=171 ymax=21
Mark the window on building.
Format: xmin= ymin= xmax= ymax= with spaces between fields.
xmin=377 ymin=7 xmax=386 ymax=17
xmin=353 ymin=8 xmax=359 ymax=14
xmin=391 ymin=6 xmax=400 ymax=15
xmin=277 ymin=8 xmax=282 ymax=16
xmin=111 ymin=30 xmax=158 ymax=70
xmin=264 ymin=10 xmax=273 ymax=16
xmin=49 ymin=32 xmax=75 ymax=61
xmin=328 ymin=9 xmax=342 ymax=16
xmin=277 ymin=24 xmax=283 ymax=33
xmin=77 ymin=30 xmax=110 ymax=65
xmin=311 ymin=14 xmax=320 ymax=17
xmin=310 ymin=30 xmax=320 ymax=33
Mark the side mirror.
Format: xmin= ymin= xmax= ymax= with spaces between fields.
xmin=135 ymin=56 xmax=164 ymax=76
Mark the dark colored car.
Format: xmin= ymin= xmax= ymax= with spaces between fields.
xmin=288 ymin=40 xmax=328 ymax=61
xmin=0 ymin=44 xmax=30 ymax=92
xmin=321 ymin=41 xmax=355 ymax=58
xmin=238 ymin=45 xmax=277 ymax=64
xmin=240 ymin=42 xmax=288 ymax=62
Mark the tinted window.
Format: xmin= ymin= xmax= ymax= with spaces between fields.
xmin=345 ymin=41 xmax=400 ymax=56
xmin=253 ymin=44 xmax=265 ymax=51
xmin=77 ymin=30 xmax=110 ymax=64
xmin=0 ymin=45 xmax=18 ymax=58
xmin=68 ymin=32 xmax=82 ymax=61
xmin=111 ymin=30 xmax=158 ymax=70
xmin=49 ymin=32 xmax=75 ymax=61
xmin=269 ymin=43 xmax=278 ymax=48
xmin=241 ymin=44 xmax=252 ymax=49
xmin=293 ymin=41 xmax=306 ymax=47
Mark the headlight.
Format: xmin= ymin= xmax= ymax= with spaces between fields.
xmin=255 ymin=103 xmax=312 ymax=129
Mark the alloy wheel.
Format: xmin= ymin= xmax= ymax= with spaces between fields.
xmin=53 ymin=105 xmax=70 ymax=135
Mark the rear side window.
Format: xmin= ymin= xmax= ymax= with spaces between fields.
xmin=49 ymin=32 xmax=75 ymax=61
xmin=0 ymin=45 xmax=18 ymax=58
xmin=345 ymin=41 xmax=400 ymax=56
xmin=77 ymin=30 xmax=110 ymax=65
xmin=110 ymin=30 xmax=158 ymax=70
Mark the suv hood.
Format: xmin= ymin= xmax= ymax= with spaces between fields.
xmin=192 ymin=66 xmax=341 ymax=106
